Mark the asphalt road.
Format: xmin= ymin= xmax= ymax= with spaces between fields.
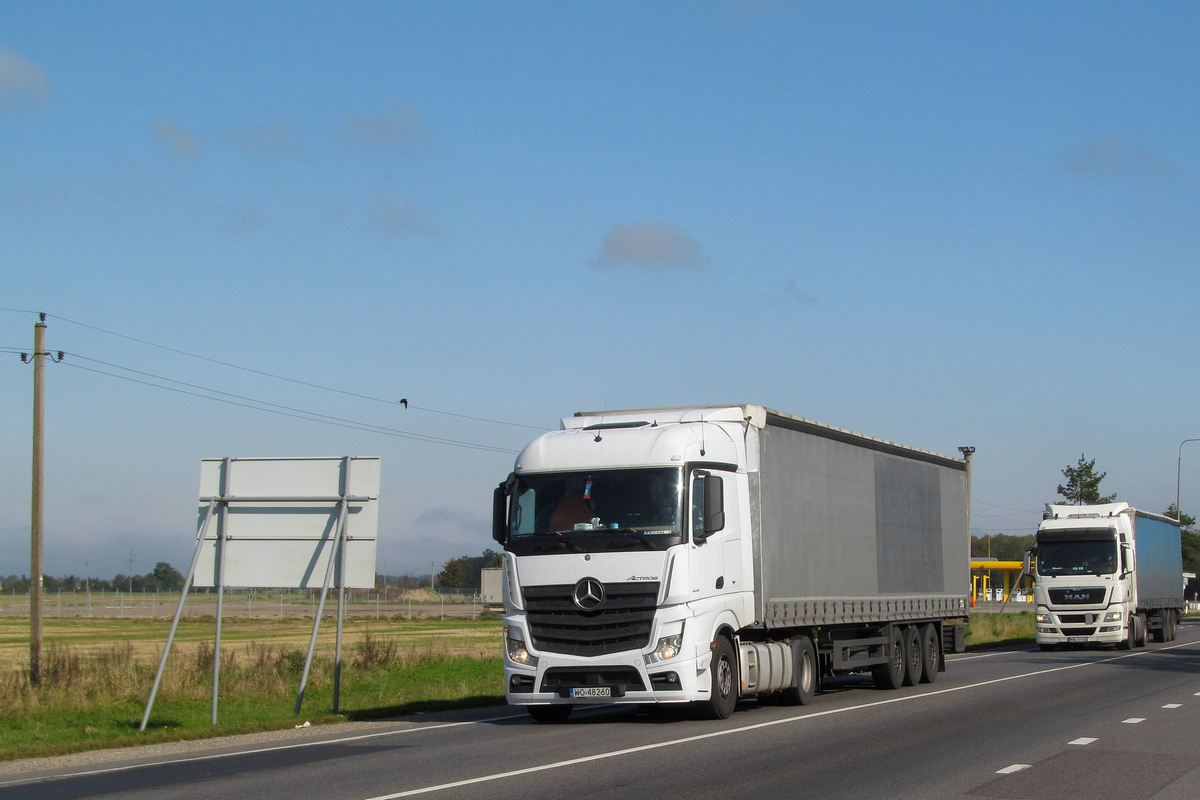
xmin=6 ymin=622 xmax=1200 ymax=800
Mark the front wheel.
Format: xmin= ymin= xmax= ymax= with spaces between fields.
xmin=699 ymin=637 xmax=738 ymax=719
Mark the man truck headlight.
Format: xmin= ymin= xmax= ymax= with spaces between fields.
xmin=644 ymin=634 xmax=683 ymax=665
xmin=505 ymin=625 xmax=537 ymax=667
xmin=1103 ymin=611 xmax=1122 ymax=622
xmin=1036 ymin=613 xmax=1051 ymax=623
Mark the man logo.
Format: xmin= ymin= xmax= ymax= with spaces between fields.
xmin=573 ymin=578 xmax=605 ymax=611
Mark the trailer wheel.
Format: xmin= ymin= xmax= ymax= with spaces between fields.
xmin=527 ymin=705 xmax=573 ymax=723
xmin=1168 ymin=610 xmax=1177 ymax=641
xmin=918 ymin=624 xmax=939 ymax=684
xmin=699 ymin=637 xmax=738 ymax=719
xmin=780 ymin=636 xmax=817 ymax=706
xmin=872 ymin=626 xmax=906 ymax=690
xmin=901 ymin=627 xmax=923 ymax=686
xmin=1151 ymin=612 xmax=1166 ymax=644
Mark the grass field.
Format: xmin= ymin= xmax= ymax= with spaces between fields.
xmin=0 ymin=615 xmax=504 ymax=762
xmin=0 ymin=611 xmax=1036 ymax=762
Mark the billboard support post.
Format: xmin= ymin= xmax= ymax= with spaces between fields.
xmin=212 ymin=457 xmax=230 ymax=725
xmin=140 ymin=499 xmax=217 ymax=731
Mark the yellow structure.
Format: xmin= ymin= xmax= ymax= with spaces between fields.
xmin=970 ymin=560 xmax=1031 ymax=603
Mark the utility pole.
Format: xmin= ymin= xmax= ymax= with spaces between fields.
xmin=958 ymin=446 xmax=976 ymax=547
xmin=28 ymin=316 xmax=46 ymax=685
xmin=128 ymin=550 xmax=135 ymax=595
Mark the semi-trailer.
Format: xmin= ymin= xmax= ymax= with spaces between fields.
xmin=1033 ymin=503 xmax=1183 ymax=650
xmin=491 ymin=405 xmax=970 ymax=722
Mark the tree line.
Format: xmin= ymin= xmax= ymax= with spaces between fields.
xmin=1 ymin=562 xmax=185 ymax=594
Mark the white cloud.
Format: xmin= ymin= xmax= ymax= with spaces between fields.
xmin=776 ymin=278 xmax=817 ymax=307
xmin=229 ymin=123 xmax=300 ymax=157
xmin=343 ymin=99 xmax=436 ymax=154
xmin=153 ymin=118 xmax=202 ymax=161
xmin=1060 ymin=132 xmax=1182 ymax=181
xmin=593 ymin=217 xmax=703 ymax=270
xmin=0 ymin=44 xmax=48 ymax=107
xmin=370 ymin=193 xmax=436 ymax=236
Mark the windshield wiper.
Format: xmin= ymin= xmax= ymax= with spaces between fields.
xmin=601 ymin=528 xmax=660 ymax=550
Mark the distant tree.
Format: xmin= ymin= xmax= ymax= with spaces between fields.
xmin=152 ymin=562 xmax=185 ymax=591
xmin=436 ymin=558 xmax=466 ymax=589
xmin=1165 ymin=504 xmax=1196 ymax=532
xmin=971 ymin=534 xmax=1036 ymax=561
xmin=1056 ymin=454 xmax=1116 ymax=505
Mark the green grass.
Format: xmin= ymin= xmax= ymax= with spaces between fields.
xmin=0 ymin=621 xmax=505 ymax=762
xmin=965 ymin=611 xmax=1035 ymax=649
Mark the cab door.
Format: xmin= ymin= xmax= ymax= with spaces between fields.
xmin=690 ymin=468 xmax=740 ymax=598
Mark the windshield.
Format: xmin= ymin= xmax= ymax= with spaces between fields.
xmin=506 ymin=468 xmax=683 ymax=555
xmin=1036 ymin=536 xmax=1118 ymax=576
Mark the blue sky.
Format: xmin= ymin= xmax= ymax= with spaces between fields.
xmin=2 ymin=2 xmax=1199 ymax=580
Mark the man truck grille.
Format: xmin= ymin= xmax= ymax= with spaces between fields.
xmin=1048 ymin=587 xmax=1106 ymax=605
xmin=524 ymin=582 xmax=659 ymax=656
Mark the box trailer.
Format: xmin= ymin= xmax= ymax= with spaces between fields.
xmin=492 ymin=405 xmax=971 ymax=721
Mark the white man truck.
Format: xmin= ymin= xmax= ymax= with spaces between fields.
xmin=1033 ymin=503 xmax=1183 ymax=651
xmin=491 ymin=405 xmax=970 ymax=722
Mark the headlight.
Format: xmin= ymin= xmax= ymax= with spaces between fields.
xmin=1036 ymin=613 xmax=1050 ymax=623
xmin=644 ymin=634 xmax=683 ymax=665
xmin=1104 ymin=611 xmax=1122 ymax=622
xmin=505 ymin=625 xmax=537 ymax=667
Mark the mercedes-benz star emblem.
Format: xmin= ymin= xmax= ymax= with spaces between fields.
xmin=573 ymin=578 xmax=605 ymax=611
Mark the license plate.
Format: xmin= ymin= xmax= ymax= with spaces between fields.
xmin=570 ymin=687 xmax=611 ymax=698
xmin=1067 ymin=637 xmax=1089 ymax=643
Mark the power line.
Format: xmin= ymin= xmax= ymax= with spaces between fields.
xmin=61 ymin=360 xmax=520 ymax=455
xmin=45 ymin=312 xmax=544 ymax=430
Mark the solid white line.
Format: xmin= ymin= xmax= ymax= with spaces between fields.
xmin=996 ymin=764 xmax=1031 ymax=774
xmin=363 ymin=639 xmax=1199 ymax=799
xmin=1122 ymin=718 xmax=1146 ymax=724
xmin=1068 ymin=737 xmax=1097 ymax=746
xmin=0 ymin=714 xmax=528 ymax=788
xmin=950 ymin=651 xmax=1018 ymax=662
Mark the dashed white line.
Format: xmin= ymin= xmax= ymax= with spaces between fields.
xmin=1068 ymin=737 xmax=1098 ymax=746
xmin=1163 ymin=704 xmax=1182 ymax=709
xmin=1122 ymin=718 xmax=1146 ymax=724
xmin=997 ymin=764 xmax=1031 ymax=774
xmin=361 ymin=638 xmax=1199 ymax=799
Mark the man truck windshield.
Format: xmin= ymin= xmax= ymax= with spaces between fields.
xmin=1036 ymin=534 xmax=1118 ymax=576
xmin=507 ymin=467 xmax=683 ymax=554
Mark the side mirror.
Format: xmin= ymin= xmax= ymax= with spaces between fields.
xmin=492 ymin=484 xmax=508 ymax=544
xmin=1022 ymin=550 xmax=1032 ymax=576
xmin=704 ymin=474 xmax=725 ymax=534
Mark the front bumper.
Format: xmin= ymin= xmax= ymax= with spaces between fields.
xmin=1035 ymin=607 xmax=1126 ymax=645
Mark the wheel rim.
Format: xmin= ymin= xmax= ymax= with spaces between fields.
xmin=892 ymin=636 xmax=905 ymax=676
xmin=800 ymin=650 xmax=814 ymax=693
xmin=716 ymin=656 xmax=732 ymax=698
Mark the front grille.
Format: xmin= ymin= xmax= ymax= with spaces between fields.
xmin=525 ymin=582 xmax=658 ymax=656
xmin=1060 ymin=627 xmax=1097 ymax=636
xmin=540 ymin=667 xmax=646 ymax=694
xmin=1057 ymin=614 xmax=1088 ymax=624
xmin=1048 ymin=587 xmax=1106 ymax=605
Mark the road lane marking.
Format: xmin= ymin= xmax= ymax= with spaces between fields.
xmin=362 ymin=638 xmax=1200 ymax=799
xmin=951 ymin=652 xmax=1016 ymax=661
xmin=1122 ymin=718 xmax=1146 ymax=724
xmin=1068 ymin=738 xmax=1097 ymax=745
xmin=996 ymin=764 xmax=1031 ymax=774
xmin=0 ymin=714 xmax=528 ymax=788
xmin=1163 ymin=704 xmax=1182 ymax=709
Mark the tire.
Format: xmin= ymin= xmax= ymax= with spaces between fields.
xmin=918 ymin=624 xmax=939 ymax=684
xmin=1118 ymin=617 xmax=1133 ymax=650
xmin=1136 ymin=614 xmax=1148 ymax=648
xmin=527 ymin=704 xmax=573 ymax=723
xmin=1151 ymin=613 xmax=1166 ymax=644
xmin=872 ymin=626 xmax=905 ymax=690
xmin=901 ymin=626 xmax=923 ymax=686
xmin=699 ymin=637 xmax=738 ymax=719
xmin=1168 ymin=610 xmax=1178 ymax=641
xmin=779 ymin=636 xmax=817 ymax=706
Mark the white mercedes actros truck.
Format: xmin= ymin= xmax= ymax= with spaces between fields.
xmin=1033 ymin=503 xmax=1183 ymax=651
xmin=491 ymin=405 xmax=970 ymax=722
